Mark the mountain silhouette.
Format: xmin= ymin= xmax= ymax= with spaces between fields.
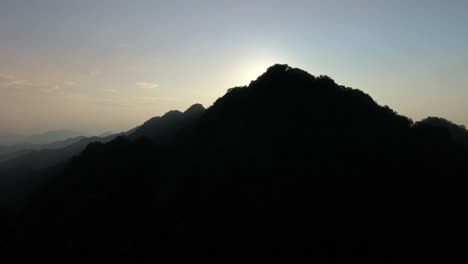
xmin=0 ymin=130 xmax=86 ymax=146
xmin=5 ymin=65 xmax=468 ymax=263
xmin=0 ymin=134 xmax=121 ymax=208
xmin=0 ymin=144 xmax=35 ymax=162
xmin=128 ymin=103 xmax=205 ymax=144
xmin=0 ymin=136 xmax=92 ymax=165
xmin=416 ymin=116 xmax=468 ymax=148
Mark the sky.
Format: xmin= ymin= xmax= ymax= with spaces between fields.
xmin=0 ymin=0 xmax=467 ymax=134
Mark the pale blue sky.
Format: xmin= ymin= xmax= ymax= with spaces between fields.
xmin=1 ymin=0 xmax=467 ymax=133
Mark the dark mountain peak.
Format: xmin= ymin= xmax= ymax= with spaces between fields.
xmin=238 ymin=64 xmax=346 ymax=108
xmin=417 ymin=116 xmax=468 ymax=148
xmin=199 ymin=64 xmax=413 ymax=152
xmin=128 ymin=105 xmax=205 ymax=142
xmin=214 ymin=64 xmax=404 ymax=116
xmin=418 ymin=116 xmax=466 ymax=129
xmin=184 ymin=103 xmax=205 ymax=115
xmin=162 ymin=110 xmax=183 ymax=119
xmin=249 ymin=64 xmax=315 ymax=87
xmin=265 ymin=63 xmax=292 ymax=73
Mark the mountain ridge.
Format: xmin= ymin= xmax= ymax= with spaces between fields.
xmin=5 ymin=64 xmax=468 ymax=263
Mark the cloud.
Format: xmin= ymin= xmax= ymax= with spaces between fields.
xmin=0 ymin=74 xmax=15 ymax=83
xmin=0 ymin=74 xmax=33 ymax=88
xmin=41 ymin=85 xmax=62 ymax=94
xmin=136 ymin=82 xmax=160 ymax=89
xmin=89 ymin=70 xmax=102 ymax=77
xmin=64 ymin=81 xmax=78 ymax=86
xmin=103 ymin=88 xmax=117 ymax=93
xmin=0 ymin=73 xmax=68 ymax=94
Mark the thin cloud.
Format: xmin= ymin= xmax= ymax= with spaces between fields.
xmin=0 ymin=73 xmax=67 ymax=94
xmin=0 ymin=73 xmax=15 ymax=82
xmin=136 ymin=82 xmax=160 ymax=89
xmin=0 ymin=73 xmax=33 ymax=88
xmin=103 ymin=88 xmax=117 ymax=93
xmin=41 ymin=85 xmax=62 ymax=94
xmin=64 ymin=81 xmax=78 ymax=86
xmin=89 ymin=70 xmax=102 ymax=77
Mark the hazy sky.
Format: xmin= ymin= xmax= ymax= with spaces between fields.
xmin=1 ymin=0 xmax=467 ymax=134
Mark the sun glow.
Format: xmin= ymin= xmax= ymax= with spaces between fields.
xmin=239 ymin=60 xmax=277 ymax=85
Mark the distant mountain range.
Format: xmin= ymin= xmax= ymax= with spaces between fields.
xmin=0 ymin=136 xmax=85 ymax=162
xmin=0 ymin=130 xmax=86 ymax=146
xmin=0 ymin=133 xmax=122 ymax=207
xmin=3 ymin=64 xmax=468 ymax=263
xmin=0 ymin=106 xmax=211 ymax=206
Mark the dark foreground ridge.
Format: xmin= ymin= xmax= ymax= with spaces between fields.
xmin=3 ymin=64 xmax=468 ymax=263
